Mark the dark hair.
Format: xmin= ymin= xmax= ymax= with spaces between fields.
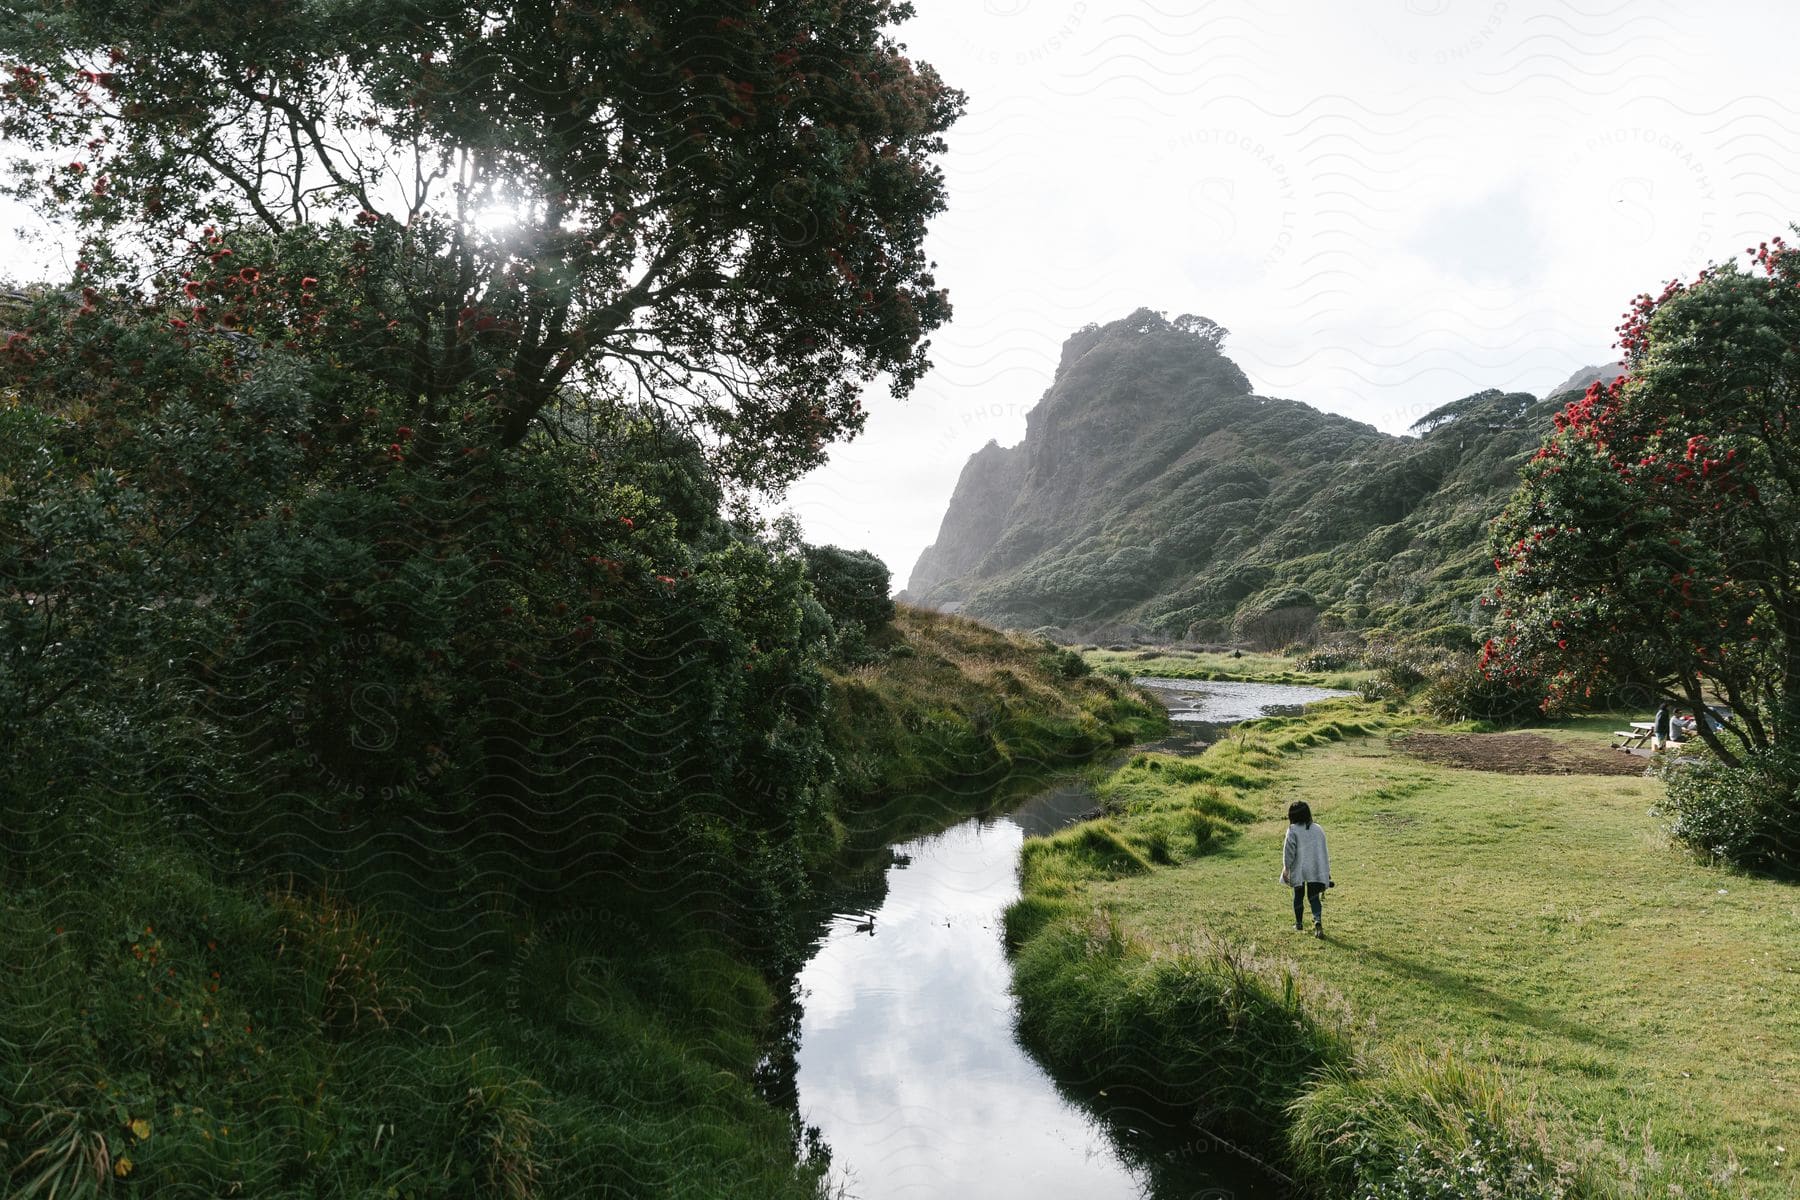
xmin=1287 ymin=801 xmax=1313 ymax=828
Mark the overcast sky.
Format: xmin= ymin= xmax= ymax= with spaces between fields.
xmin=780 ymin=0 xmax=1800 ymax=592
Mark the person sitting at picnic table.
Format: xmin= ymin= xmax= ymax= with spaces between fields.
xmin=1652 ymin=702 xmax=1674 ymax=751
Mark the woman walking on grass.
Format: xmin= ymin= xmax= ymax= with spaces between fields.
xmin=1281 ymin=801 xmax=1332 ymax=938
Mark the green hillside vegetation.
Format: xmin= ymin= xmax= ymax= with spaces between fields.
xmin=0 ymin=266 xmax=1152 ymax=1196
xmin=1005 ymin=701 xmax=1798 ymax=1198
xmin=904 ymin=309 xmax=1585 ymax=648
xmin=0 ymin=564 xmax=1145 ymax=1197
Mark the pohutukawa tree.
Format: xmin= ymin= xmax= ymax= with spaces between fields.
xmin=0 ymin=0 xmax=963 ymax=487
xmin=1485 ymin=237 xmax=1800 ymax=766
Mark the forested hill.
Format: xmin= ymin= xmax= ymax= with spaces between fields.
xmin=902 ymin=309 xmax=1608 ymax=647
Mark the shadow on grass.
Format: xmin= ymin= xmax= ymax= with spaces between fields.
xmin=1324 ymin=932 xmax=1627 ymax=1052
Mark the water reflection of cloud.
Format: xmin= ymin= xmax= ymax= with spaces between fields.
xmin=793 ymin=817 xmax=1152 ymax=1198
xmin=1134 ymin=677 xmax=1355 ymax=723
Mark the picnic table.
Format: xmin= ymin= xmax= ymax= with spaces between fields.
xmin=1614 ymin=720 xmax=1710 ymax=752
xmin=1613 ymin=707 xmax=1733 ymax=754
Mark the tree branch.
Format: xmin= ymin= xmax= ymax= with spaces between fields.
xmin=189 ymin=132 xmax=287 ymax=234
xmin=498 ymin=239 xmax=688 ymax=446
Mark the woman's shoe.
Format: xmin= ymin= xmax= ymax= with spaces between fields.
xmin=1313 ymin=922 xmax=1324 ymax=939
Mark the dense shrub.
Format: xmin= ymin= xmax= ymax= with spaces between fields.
xmin=1362 ymin=644 xmax=1431 ymax=690
xmin=1419 ymin=656 xmax=1569 ymax=725
xmin=1657 ymin=747 xmax=1800 ymax=872
xmin=1408 ymin=622 xmax=1479 ymax=652
xmin=802 ymin=543 xmax=896 ymax=631
xmin=1298 ymin=643 xmax=1363 ymax=673
xmin=800 ymin=543 xmax=896 ymax=666
xmin=1356 ymin=643 xmax=1435 ymax=702
xmin=0 ymin=290 xmax=837 ymax=960
xmin=1038 ymin=641 xmax=1093 ymax=680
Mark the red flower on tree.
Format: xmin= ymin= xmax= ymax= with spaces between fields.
xmin=1486 ymin=237 xmax=1800 ymax=765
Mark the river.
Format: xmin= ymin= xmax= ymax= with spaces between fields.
xmin=784 ymin=678 xmax=1352 ymax=1200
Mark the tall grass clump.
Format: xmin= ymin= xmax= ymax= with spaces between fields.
xmin=1286 ymin=1045 xmax=1750 ymax=1200
xmin=1288 ymin=1048 xmax=1597 ymax=1199
xmin=1356 ymin=642 xmax=1437 ymax=703
xmin=0 ymin=844 xmax=835 ymax=1199
xmin=1010 ymin=914 xmax=1355 ymax=1145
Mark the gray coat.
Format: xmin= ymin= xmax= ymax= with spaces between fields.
xmin=1282 ymin=822 xmax=1330 ymax=886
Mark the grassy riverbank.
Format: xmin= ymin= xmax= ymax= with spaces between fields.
xmin=2 ymin=856 xmax=825 ymax=1199
xmin=1007 ymin=703 xmax=1799 ymax=1198
xmin=824 ymin=608 xmax=1164 ymax=852
xmin=1 ymin=606 xmax=1150 ymax=1198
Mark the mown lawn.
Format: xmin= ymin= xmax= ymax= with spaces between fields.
xmin=1087 ymin=726 xmax=1800 ymax=1195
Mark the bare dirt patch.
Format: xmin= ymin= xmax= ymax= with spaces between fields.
xmin=1397 ymin=732 xmax=1647 ymax=777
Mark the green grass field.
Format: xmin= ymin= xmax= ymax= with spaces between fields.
xmin=1079 ymin=646 xmax=1373 ymax=690
xmin=1013 ymin=704 xmax=1799 ymax=1197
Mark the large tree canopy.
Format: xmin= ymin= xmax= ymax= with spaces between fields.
xmin=1486 ymin=238 xmax=1800 ymax=765
xmin=0 ymin=0 xmax=962 ymax=486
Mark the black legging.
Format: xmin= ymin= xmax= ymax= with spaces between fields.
xmin=1293 ymin=881 xmax=1326 ymax=925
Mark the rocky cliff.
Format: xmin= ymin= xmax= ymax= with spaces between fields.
xmin=1545 ymin=361 xmax=1626 ymax=400
xmin=903 ymin=309 xmax=1579 ymax=646
xmin=902 ymin=438 xmax=1027 ymax=612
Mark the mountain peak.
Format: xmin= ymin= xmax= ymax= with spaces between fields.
xmin=1056 ymin=308 xmax=1233 ymax=380
xmin=907 ymin=313 xmax=1558 ymax=642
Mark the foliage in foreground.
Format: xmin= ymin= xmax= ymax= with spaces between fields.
xmin=0 ymin=266 xmax=1155 ymax=1194
xmin=0 ymin=850 xmax=824 ymax=1200
xmin=0 ymin=603 xmax=1152 ymax=1200
xmin=0 ymin=321 xmax=1149 ymax=1197
xmin=0 ymin=286 xmax=830 ymax=1195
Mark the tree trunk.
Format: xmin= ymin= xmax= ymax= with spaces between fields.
xmin=1777 ymin=609 xmax=1800 ymax=748
xmin=1677 ymin=678 xmax=1743 ymax=769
